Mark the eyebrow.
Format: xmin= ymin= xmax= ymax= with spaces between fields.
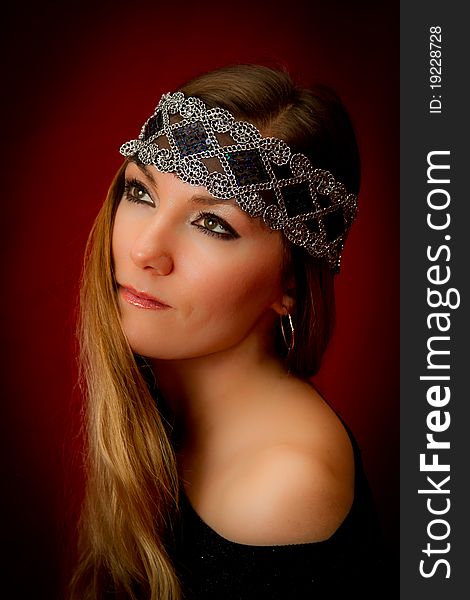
xmin=134 ymin=161 xmax=237 ymax=208
xmin=189 ymin=194 xmax=237 ymax=208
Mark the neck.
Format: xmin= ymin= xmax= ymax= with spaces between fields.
xmin=150 ymin=335 xmax=288 ymax=449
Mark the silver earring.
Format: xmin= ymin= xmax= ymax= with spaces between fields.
xmin=280 ymin=311 xmax=295 ymax=353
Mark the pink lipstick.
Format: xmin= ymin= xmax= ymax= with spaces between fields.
xmin=120 ymin=285 xmax=171 ymax=310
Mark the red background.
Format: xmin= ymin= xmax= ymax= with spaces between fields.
xmin=1 ymin=1 xmax=399 ymax=598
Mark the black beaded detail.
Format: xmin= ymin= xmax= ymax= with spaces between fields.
xmin=225 ymin=150 xmax=270 ymax=187
xmin=323 ymin=210 xmax=346 ymax=242
xmin=304 ymin=218 xmax=320 ymax=234
xmin=143 ymin=112 xmax=164 ymax=140
xmin=173 ymin=121 xmax=210 ymax=157
xmin=119 ymin=92 xmax=359 ymax=271
xmin=282 ymin=183 xmax=313 ymax=218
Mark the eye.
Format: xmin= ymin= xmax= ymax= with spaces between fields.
xmin=199 ymin=215 xmax=228 ymax=234
xmin=192 ymin=212 xmax=239 ymax=239
xmin=123 ymin=179 xmax=154 ymax=206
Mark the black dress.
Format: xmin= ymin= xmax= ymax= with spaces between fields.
xmin=173 ymin=428 xmax=393 ymax=599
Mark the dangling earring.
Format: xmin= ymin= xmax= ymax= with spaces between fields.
xmin=280 ymin=309 xmax=295 ymax=353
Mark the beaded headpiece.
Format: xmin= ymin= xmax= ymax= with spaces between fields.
xmin=119 ymin=92 xmax=358 ymax=270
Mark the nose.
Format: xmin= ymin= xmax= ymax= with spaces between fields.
xmin=130 ymin=218 xmax=175 ymax=276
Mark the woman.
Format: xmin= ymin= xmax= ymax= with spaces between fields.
xmin=70 ymin=64 xmax=386 ymax=599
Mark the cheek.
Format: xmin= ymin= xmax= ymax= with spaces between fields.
xmin=112 ymin=207 xmax=136 ymax=267
xmin=181 ymin=248 xmax=284 ymax=324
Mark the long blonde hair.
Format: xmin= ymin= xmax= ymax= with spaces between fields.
xmin=69 ymin=165 xmax=180 ymax=599
xmin=69 ymin=64 xmax=360 ymax=599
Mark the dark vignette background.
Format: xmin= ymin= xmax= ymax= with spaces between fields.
xmin=0 ymin=1 xmax=399 ymax=598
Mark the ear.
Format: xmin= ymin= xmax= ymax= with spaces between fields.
xmin=270 ymin=281 xmax=296 ymax=317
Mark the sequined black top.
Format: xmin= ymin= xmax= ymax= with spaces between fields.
xmin=173 ymin=428 xmax=392 ymax=599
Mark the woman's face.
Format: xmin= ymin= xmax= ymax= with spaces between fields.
xmin=112 ymin=161 xmax=287 ymax=360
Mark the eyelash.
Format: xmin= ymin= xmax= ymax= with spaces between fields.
xmin=123 ymin=178 xmax=239 ymax=240
xmin=192 ymin=212 xmax=240 ymax=240
xmin=123 ymin=178 xmax=153 ymax=206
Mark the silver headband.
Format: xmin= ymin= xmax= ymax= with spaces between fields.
xmin=119 ymin=92 xmax=358 ymax=271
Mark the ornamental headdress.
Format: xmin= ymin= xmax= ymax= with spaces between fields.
xmin=120 ymin=92 xmax=358 ymax=271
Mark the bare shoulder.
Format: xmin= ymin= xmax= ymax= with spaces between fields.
xmin=212 ymin=378 xmax=355 ymax=545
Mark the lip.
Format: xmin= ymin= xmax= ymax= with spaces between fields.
xmin=119 ymin=284 xmax=171 ymax=310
